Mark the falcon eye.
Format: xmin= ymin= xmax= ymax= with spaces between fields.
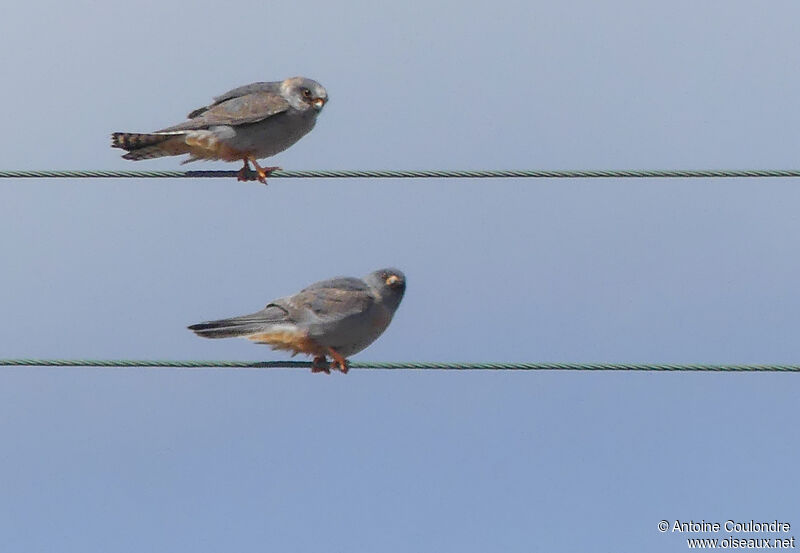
xmin=302 ymin=88 xmax=312 ymax=98
xmin=385 ymin=274 xmax=400 ymax=287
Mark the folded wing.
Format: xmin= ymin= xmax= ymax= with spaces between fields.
xmin=160 ymin=91 xmax=290 ymax=132
xmin=187 ymin=81 xmax=282 ymax=118
xmin=287 ymin=277 xmax=375 ymax=326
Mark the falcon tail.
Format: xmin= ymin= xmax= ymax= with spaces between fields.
xmin=188 ymin=306 xmax=290 ymax=339
xmin=110 ymin=131 xmax=187 ymax=160
xmin=187 ymin=319 xmax=266 ymax=339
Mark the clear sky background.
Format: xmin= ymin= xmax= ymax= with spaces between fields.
xmin=1 ymin=1 xmax=798 ymax=551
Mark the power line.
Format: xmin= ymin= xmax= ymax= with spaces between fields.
xmin=3 ymin=169 xmax=800 ymax=179
xmin=1 ymin=359 xmax=798 ymax=372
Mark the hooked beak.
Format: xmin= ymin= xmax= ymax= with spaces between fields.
xmin=312 ymin=97 xmax=326 ymax=110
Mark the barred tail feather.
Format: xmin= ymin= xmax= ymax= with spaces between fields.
xmin=111 ymin=132 xmax=167 ymax=150
xmin=110 ymin=131 xmax=188 ymax=160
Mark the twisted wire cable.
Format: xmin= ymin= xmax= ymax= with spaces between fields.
xmin=3 ymin=169 xmax=800 ymax=179
xmin=1 ymin=359 xmax=798 ymax=372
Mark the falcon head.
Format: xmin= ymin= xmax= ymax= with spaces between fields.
xmin=365 ymin=268 xmax=406 ymax=312
xmin=282 ymin=76 xmax=328 ymax=112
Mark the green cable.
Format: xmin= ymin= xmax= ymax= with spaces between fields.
xmin=3 ymin=169 xmax=800 ymax=179
xmin=1 ymin=359 xmax=798 ymax=372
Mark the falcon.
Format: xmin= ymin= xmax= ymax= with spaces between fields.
xmin=111 ymin=76 xmax=328 ymax=184
xmin=188 ymin=269 xmax=406 ymax=374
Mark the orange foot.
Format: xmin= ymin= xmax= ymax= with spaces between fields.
xmin=327 ymin=347 xmax=350 ymax=374
xmin=237 ymin=160 xmax=254 ymax=182
xmin=236 ymin=159 xmax=281 ymax=185
xmin=252 ymin=161 xmax=280 ymax=185
xmin=311 ymin=356 xmax=331 ymax=375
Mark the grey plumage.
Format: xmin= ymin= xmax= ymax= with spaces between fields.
xmin=186 ymin=81 xmax=283 ymax=119
xmin=111 ymin=76 xmax=328 ymax=172
xmin=188 ymin=269 xmax=407 ymax=362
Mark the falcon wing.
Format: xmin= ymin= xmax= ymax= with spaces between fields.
xmin=159 ymin=91 xmax=290 ymax=132
xmin=187 ymin=81 xmax=283 ymax=119
xmin=280 ymin=278 xmax=374 ymax=325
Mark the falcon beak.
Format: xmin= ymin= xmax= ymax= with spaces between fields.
xmin=312 ymin=97 xmax=326 ymax=110
xmin=385 ymin=275 xmax=400 ymax=287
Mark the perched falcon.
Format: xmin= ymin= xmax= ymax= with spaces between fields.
xmin=111 ymin=76 xmax=328 ymax=184
xmin=188 ymin=269 xmax=406 ymax=374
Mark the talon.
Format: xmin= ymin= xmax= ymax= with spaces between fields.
xmin=237 ymin=160 xmax=255 ymax=182
xmin=251 ymin=159 xmax=280 ymax=186
xmin=327 ymin=347 xmax=349 ymax=374
xmin=311 ymin=356 xmax=331 ymax=375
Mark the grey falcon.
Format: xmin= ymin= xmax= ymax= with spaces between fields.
xmin=111 ymin=76 xmax=328 ymax=184
xmin=188 ymin=268 xmax=406 ymax=374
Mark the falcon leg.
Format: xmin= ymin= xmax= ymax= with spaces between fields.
xmin=250 ymin=158 xmax=281 ymax=186
xmin=327 ymin=347 xmax=350 ymax=374
xmin=237 ymin=159 xmax=254 ymax=182
xmin=311 ymin=355 xmax=331 ymax=375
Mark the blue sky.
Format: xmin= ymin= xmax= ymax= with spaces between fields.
xmin=1 ymin=1 xmax=798 ymax=551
